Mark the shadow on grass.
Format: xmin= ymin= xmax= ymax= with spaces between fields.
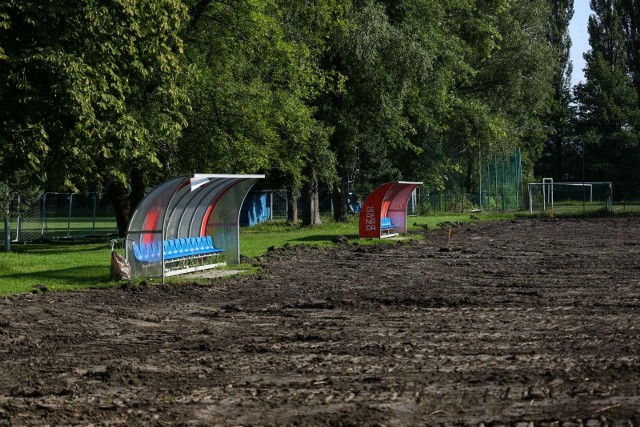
xmin=1 ymin=265 xmax=110 ymax=286
xmin=290 ymin=234 xmax=359 ymax=243
xmin=5 ymin=243 xmax=111 ymax=256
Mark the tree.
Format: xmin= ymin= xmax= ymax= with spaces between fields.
xmin=388 ymin=0 xmax=556 ymax=198
xmin=536 ymin=0 xmax=575 ymax=180
xmin=178 ymin=0 xmax=337 ymax=225
xmin=274 ymin=0 xmax=346 ymax=225
xmin=316 ymin=0 xmax=434 ymax=220
xmin=306 ymin=0 xmax=557 ymax=217
xmin=0 ymin=0 xmax=189 ymax=236
xmin=574 ymin=0 xmax=640 ymax=197
xmin=452 ymin=0 xmax=555 ymax=189
xmin=621 ymin=0 xmax=640 ymax=96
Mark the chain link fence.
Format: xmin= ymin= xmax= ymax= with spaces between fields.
xmin=417 ymin=149 xmax=523 ymax=215
xmin=7 ymin=192 xmax=118 ymax=242
xmin=269 ymin=190 xmax=289 ymax=220
xmin=418 ymin=189 xmax=475 ymax=214
xmin=478 ymin=148 xmax=523 ymax=212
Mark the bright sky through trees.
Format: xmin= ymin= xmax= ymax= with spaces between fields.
xmin=569 ymin=0 xmax=592 ymax=87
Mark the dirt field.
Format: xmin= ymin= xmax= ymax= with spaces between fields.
xmin=1 ymin=216 xmax=639 ymax=426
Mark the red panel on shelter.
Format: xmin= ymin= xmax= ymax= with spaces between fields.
xmin=359 ymin=182 xmax=394 ymax=238
xmin=142 ymin=209 xmax=160 ymax=244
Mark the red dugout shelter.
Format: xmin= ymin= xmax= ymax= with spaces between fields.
xmin=359 ymin=181 xmax=422 ymax=239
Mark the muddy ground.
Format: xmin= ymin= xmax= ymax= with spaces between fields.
xmin=1 ymin=217 xmax=640 ymax=426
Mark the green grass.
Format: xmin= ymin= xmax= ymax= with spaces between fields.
xmin=612 ymin=201 xmax=640 ymax=213
xmin=238 ymin=212 xmax=517 ymax=257
xmin=239 ymin=215 xmax=361 ymax=258
xmin=0 ymin=211 xmax=513 ymax=294
xmin=407 ymin=212 xmax=515 ymax=226
xmin=0 ymin=241 xmax=116 ymax=294
xmin=527 ymin=200 xmax=640 ymax=216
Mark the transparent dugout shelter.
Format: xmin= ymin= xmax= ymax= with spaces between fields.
xmin=125 ymin=174 xmax=264 ymax=280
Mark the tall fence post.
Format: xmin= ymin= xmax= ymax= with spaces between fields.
xmin=284 ymin=191 xmax=289 ymax=219
xmin=15 ymin=194 xmax=21 ymax=242
xmin=3 ymin=209 xmax=10 ymax=252
xmin=92 ymin=193 xmax=97 ymax=236
xmin=269 ymin=191 xmax=274 ymax=220
xmin=40 ymin=193 xmax=47 ymax=240
xmin=66 ymin=193 xmax=73 ymax=239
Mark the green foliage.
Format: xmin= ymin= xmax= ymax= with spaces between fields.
xmin=0 ymin=0 xmax=579 ymax=225
xmin=536 ymin=0 xmax=575 ymax=180
xmin=329 ymin=0 xmax=556 ymax=198
xmin=621 ymin=0 xmax=640 ymax=95
xmin=0 ymin=181 xmax=10 ymax=214
xmin=177 ymin=0 xmax=335 ymax=198
xmin=574 ymin=0 xmax=640 ymax=197
xmin=0 ymin=0 xmax=188 ymax=191
xmin=323 ymin=0 xmax=427 ymax=189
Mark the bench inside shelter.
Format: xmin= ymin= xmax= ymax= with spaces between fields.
xmin=380 ymin=217 xmax=396 ymax=236
xmin=132 ymin=236 xmax=225 ymax=276
xmin=133 ymin=236 xmax=223 ymax=262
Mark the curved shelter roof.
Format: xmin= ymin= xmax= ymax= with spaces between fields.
xmin=359 ymin=181 xmax=422 ymax=239
xmin=126 ymin=174 xmax=264 ymax=278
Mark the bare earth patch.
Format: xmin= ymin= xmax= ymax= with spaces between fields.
xmin=1 ymin=217 xmax=639 ymax=425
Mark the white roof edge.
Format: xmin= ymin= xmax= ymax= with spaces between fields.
xmin=398 ymin=181 xmax=423 ymax=185
xmin=529 ymin=181 xmax=611 ymax=185
xmin=192 ymin=174 xmax=266 ymax=179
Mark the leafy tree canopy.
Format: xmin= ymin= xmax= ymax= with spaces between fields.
xmin=0 ymin=0 xmax=188 ymax=192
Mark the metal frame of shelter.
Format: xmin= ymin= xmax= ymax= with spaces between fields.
xmin=126 ymin=174 xmax=264 ymax=281
xmin=359 ymin=181 xmax=423 ymax=239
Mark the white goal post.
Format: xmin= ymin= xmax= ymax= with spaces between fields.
xmin=528 ymin=181 xmax=613 ymax=214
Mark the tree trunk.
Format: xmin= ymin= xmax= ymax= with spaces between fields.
xmin=129 ymin=167 xmax=145 ymax=213
xmin=105 ymin=174 xmax=131 ymax=238
xmin=554 ymin=138 xmax=564 ymax=180
xmin=287 ymin=190 xmax=298 ymax=224
xmin=332 ymin=172 xmax=348 ymax=222
xmin=302 ymin=167 xmax=322 ymax=226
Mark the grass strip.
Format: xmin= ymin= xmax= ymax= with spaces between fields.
xmin=0 ymin=212 xmax=511 ymax=294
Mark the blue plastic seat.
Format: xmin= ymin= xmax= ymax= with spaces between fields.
xmin=141 ymin=244 xmax=151 ymax=262
xmin=204 ymin=236 xmax=224 ymax=254
xmin=163 ymin=240 xmax=172 ymax=260
xmin=151 ymin=242 xmax=162 ymax=261
xmin=133 ymin=243 xmax=144 ymax=261
xmin=173 ymin=240 xmax=181 ymax=258
xmin=204 ymin=236 xmax=214 ymax=252
xmin=139 ymin=243 xmax=153 ymax=262
xmin=190 ymin=237 xmax=203 ymax=256
xmin=177 ymin=238 xmax=187 ymax=257
xmin=197 ymin=237 xmax=208 ymax=255
xmin=140 ymin=236 xmax=225 ymax=265
xmin=381 ymin=217 xmax=395 ymax=229
xmin=165 ymin=240 xmax=179 ymax=260
xmin=185 ymin=238 xmax=196 ymax=257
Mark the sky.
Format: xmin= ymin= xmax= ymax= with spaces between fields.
xmin=569 ymin=0 xmax=593 ymax=87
